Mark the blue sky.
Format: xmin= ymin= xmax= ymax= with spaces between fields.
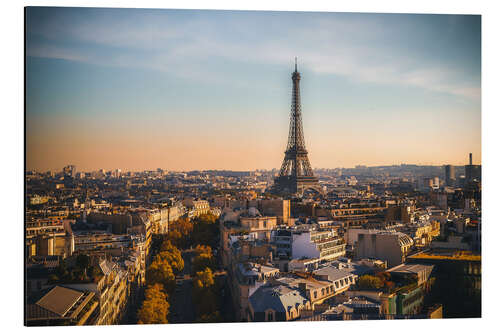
xmin=26 ymin=7 xmax=481 ymax=171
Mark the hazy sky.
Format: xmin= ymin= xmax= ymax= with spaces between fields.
xmin=26 ymin=7 xmax=481 ymax=172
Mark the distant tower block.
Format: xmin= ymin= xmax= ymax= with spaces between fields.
xmin=465 ymin=152 xmax=481 ymax=184
xmin=273 ymin=59 xmax=321 ymax=196
xmin=444 ymin=165 xmax=456 ymax=186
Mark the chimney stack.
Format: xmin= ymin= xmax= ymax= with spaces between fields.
xmin=469 ymin=153 xmax=473 ymax=165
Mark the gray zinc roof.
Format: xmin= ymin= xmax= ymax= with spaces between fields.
xmin=313 ymin=266 xmax=355 ymax=282
xmin=249 ymin=284 xmax=308 ymax=313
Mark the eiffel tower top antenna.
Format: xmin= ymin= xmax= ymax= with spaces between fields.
xmin=295 ymin=57 xmax=297 ymax=72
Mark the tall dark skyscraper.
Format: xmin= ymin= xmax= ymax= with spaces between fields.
xmin=444 ymin=164 xmax=456 ymax=186
xmin=273 ymin=60 xmax=321 ymax=195
xmin=465 ymin=152 xmax=481 ymax=184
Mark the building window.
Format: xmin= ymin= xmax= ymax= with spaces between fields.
xmin=314 ymin=291 xmax=317 ymax=299
xmin=267 ymin=312 xmax=273 ymax=321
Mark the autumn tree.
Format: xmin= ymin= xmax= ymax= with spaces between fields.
xmin=193 ymin=267 xmax=215 ymax=289
xmin=192 ymin=213 xmax=219 ymax=248
xmin=173 ymin=217 xmax=194 ymax=236
xmin=161 ymin=239 xmax=179 ymax=253
xmin=158 ymin=240 xmax=184 ymax=274
xmin=168 ymin=217 xmax=193 ymax=248
xmin=137 ymin=284 xmax=170 ymax=324
xmin=196 ymin=213 xmax=217 ymax=224
xmin=374 ymin=271 xmax=397 ymax=291
xmin=375 ymin=272 xmax=391 ymax=282
xmin=166 ymin=230 xmax=183 ymax=248
xmin=192 ymin=268 xmax=218 ymax=317
xmin=194 ymin=244 xmax=212 ymax=257
xmin=146 ymin=259 xmax=175 ymax=293
xmin=357 ymin=275 xmax=384 ymax=290
xmin=192 ymin=245 xmax=215 ymax=273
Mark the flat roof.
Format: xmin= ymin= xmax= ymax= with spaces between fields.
xmin=409 ymin=251 xmax=481 ymax=262
xmin=313 ymin=266 xmax=356 ymax=282
xmin=238 ymin=263 xmax=278 ymax=276
xmin=289 ymin=257 xmax=321 ymax=264
xmin=386 ymin=263 xmax=434 ymax=274
xmin=36 ymin=286 xmax=84 ymax=317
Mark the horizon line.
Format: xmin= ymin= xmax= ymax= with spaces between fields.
xmin=27 ymin=162 xmax=481 ymax=174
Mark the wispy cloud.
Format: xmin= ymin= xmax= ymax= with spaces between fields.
xmin=26 ymin=9 xmax=480 ymax=100
xmin=27 ymin=43 xmax=90 ymax=63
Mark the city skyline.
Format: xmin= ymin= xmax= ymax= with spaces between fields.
xmin=26 ymin=8 xmax=481 ymax=172
xmin=28 ymin=160 xmax=477 ymax=174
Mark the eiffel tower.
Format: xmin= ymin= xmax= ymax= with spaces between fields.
xmin=273 ymin=59 xmax=321 ymax=195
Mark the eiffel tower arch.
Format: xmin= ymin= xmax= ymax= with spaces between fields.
xmin=273 ymin=60 xmax=322 ymax=196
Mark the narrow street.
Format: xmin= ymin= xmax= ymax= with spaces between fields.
xmin=170 ymin=250 xmax=196 ymax=323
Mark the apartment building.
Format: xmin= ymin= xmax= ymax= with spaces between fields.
xmin=26 ymin=286 xmax=99 ymax=326
xmin=248 ymin=269 xmax=358 ymax=322
xmin=183 ymin=198 xmax=210 ymax=218
xmin=273 ymin=225 xmax=346 ymax=261
xmin=355 ymin=230 xmax=414 ymax=268
xmin=149 ymin=207 xmax=169 ymax=234
xmin=248 ymin=199 xmax=291 ymax=226
xmin=248 ymin=281 xmax=311 ymax=321
xmin=221 ymin=207 xmax=278 ymax=244
xmin=63 ymin=259 xmax=130 ymax=325
xmin=26 ymin=218 xmax=74 ymax=258
xmin=230 ymin=262 xmax=280 ymax=321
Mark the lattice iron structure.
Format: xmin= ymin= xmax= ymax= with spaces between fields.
xmin=274 ymin=60 xmax=321 ymax=195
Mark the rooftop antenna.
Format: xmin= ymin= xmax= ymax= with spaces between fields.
xmin=295 ymin=57 xmax=297 ymax=72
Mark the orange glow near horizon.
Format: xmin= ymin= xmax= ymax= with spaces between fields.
xmin=26 ymin=111 xmax=481 ymax=172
